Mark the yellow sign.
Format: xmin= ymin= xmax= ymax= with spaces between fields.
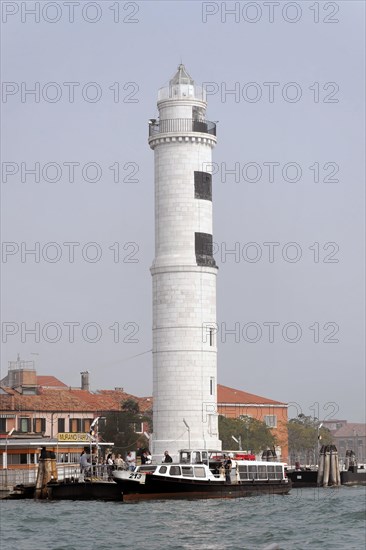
xmin=57 ymin=432 xmax=89 ymax=442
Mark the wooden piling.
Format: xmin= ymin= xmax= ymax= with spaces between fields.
xmin=317 ymin=445 xmax=325 ymax=486
xmin=34 ymin=448 xmax=58 ymax=499
xmin=323 ymin=447 xmax=330 ymax=487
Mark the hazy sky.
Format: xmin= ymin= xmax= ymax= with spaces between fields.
xmin=2 ymin=1 xmax=365 ymax=423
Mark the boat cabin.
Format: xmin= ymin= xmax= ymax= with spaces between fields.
xmin=122 ymin=449 xmax=288 ymax=483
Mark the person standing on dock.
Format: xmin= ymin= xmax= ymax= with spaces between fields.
xmin=224 ymin=455 xmax=232 ymax=483
xmin=126 ymin=451 xmax=136 ymax=471
xmin=80 ymin=451 xmax=91 ymax=474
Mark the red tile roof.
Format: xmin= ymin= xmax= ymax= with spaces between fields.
xmin=217 ymin=384 xmax=286 ymax=405
xmin=0 ymin=379 xmax=283 ymax=413
xmin=0 ymin=387 xmax=152 ymax=413
xmin=37 ymin=376 xmax=68 ymax=388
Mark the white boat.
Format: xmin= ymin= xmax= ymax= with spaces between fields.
xmin=113 ymin=449 xmax=291 ymax=501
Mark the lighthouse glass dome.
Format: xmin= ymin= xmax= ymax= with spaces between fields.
xmin=158 ymin=64 xmax=207 ymax=102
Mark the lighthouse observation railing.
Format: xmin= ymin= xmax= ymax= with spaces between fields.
xmin=149 ymin=118 xmax=216 ymax=137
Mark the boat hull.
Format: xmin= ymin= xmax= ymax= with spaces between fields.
xmin=287 ymin=469 xmax=366 ymax=487
xmin=340 ymin=470 xmax=366 ymax=486
xmin=114 ymin=475 xmax=291 ymax=501
xmin=286 ymin=470 xmax=318 ymax=488
xmin=47 ymin=481 xmax=123 ymax=501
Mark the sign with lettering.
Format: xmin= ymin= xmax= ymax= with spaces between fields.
xmin=57 ymin=432 xmax=90 ymax=442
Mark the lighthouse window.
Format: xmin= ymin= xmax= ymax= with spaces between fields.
xmin=195 ymin=232 xmax=216 ymax=267
xmin=210 ymin=377 xmax=215 ymax=395
xmin=194 ymin=171 xmax=212 ymax=201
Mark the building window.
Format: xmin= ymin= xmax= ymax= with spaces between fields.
xmin=58 ymin=418 xmax=65 ymax=433
xmin=195 ymin=232 xmax=216 ymax=267
xmin=33 ymin=418 xmax=46 ymax=433
xmin=132 ymin=422 xmax=143 ymax=434
xmin=19 ymin=417 xmax=31 ymax=433
xmin=194 ymin=171 xmax=212 ymax=201
xmin=82 ymin=419 xmax=92 ymax=432
xmin=210 ymin=377 xmax=215 ymax=396
xmin=264 ymin=415 xmax=277 ymax=428
xmin=7 ymin=454 xmax=28 ymax=465
xmin=70 ymin=418 xmax=82 ymax=433
xmin=0 ymin=418 xmax=6 ymax=433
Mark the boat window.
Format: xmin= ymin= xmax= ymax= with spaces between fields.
xmin=201 ymin=452 xmax=208 ymax=464
xmin=194 ymin=466 xmax=206 ymax=478
xmin=258 ymin=465 xmax=267 ymax=479
xmin=170 ymin=466 xmax=181 ymax=476
xmin=193 ymin=452 xmax=201 ymax=463
xmin=180 ymin=451 xmax=191 ymax=464
xmin=182 ymin=466 xmax=194 ymax=477
xmin=275 ymin=466 xmax=283 ymax=479
xmin=267 ymin=466 xmax=275 ymax=473
xmin=159 ymin=466 xmax=167 ymax=474
xmin=238 ymin=465 xmax=249 ymax=480
xmin=248 ymin=465 xmax=258 ymax=479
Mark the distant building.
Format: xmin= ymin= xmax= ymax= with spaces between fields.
xmin=322 ymin=420 xmax=366 ymax=463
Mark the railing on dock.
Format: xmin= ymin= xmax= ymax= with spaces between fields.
xmin=0 ymin=463 xmax=130 ymax=491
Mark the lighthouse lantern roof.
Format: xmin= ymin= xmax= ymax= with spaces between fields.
xmin=157 ymin=64 xmax=206 ymax=102
xmin=169 ymin=64 xmax=194 ymax=87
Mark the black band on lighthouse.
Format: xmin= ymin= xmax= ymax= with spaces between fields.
xmin=194 ymin=171 xmax=212 ymax=201
xmin=195 ymin=232 xmax=216 ymax=267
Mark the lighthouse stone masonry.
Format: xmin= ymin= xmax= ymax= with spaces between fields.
xmin=149 ymin=65 xmax=221 ymax=456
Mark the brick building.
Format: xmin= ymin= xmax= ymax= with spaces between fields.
xmin=217 ymin=385 xmax=288 ymax=461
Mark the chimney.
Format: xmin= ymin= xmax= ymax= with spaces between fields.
xmin=80 ymin=371 xmax=90 ymax=391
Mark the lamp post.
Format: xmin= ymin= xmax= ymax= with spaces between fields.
xmin=4 ymin=428 xmax=15 ymax=490
xmin=316 ymin=422 xmax=323 ymax=465
xmin=231 ymin=435 xmax=242 ymax=451
xmin=183 ymin=419 xmax=191 ymax=450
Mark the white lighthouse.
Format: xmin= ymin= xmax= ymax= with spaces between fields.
xmin=149 ymin=65 xmax=221 ymax=456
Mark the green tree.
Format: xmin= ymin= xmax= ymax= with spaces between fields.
xmin=218 ymin=415 xmax=276 ymax=454
xmin=99 ymin=399 xmax=149 ymax=456
xmin=287 ymin=414 xmax=333 ymax=465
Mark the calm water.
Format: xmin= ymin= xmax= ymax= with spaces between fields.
xmin=0 ymin=486 xmax=365 ymax=550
